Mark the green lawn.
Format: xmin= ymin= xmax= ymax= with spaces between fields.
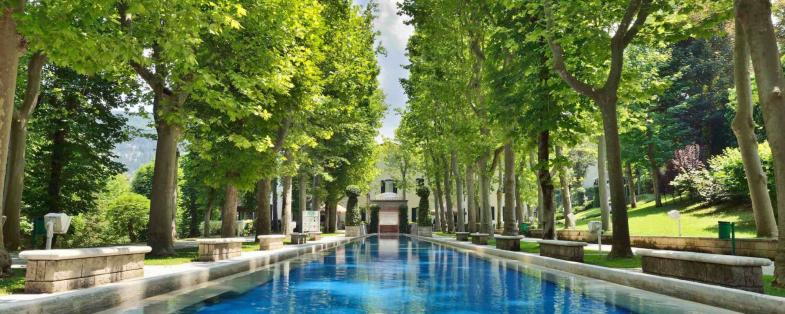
xmin=568 ymin=196 xmax=757 ymax=238
xmin=0 ymin=269 xmax=25 ymax=295
xmin=764 ymin=276 xmax=785 ymax=297
xmin=144 ymin=247 xmax=198 ymax=265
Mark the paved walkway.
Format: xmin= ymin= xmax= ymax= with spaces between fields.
xmin=0 ymin=233 xmax=348 ymax=303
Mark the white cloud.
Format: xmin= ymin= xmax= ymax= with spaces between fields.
xmin=354 ymin=0 xmax=412 ymax=141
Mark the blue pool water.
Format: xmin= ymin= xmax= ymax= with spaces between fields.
xmin=180 ymin=236 xmax=634 ymax=313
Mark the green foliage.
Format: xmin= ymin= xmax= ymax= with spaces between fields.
xmin=709 ymin=142 xmax=775 ymax=202
xmin=24 ymin=66 xmax=135 ymax=218
xmin=131 ymin=162 xmax=155 ymax=199
xmin=107 ymin=193 xmax=150 ymax=243
xmin=345 ymin=185 xmax=361 ymax=226
xmin=416 ymin=185 xmax=431 ymax=227
xmin=398 ymin=204 xmax=409 ymax=233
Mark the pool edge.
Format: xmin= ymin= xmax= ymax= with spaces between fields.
xmin=0 ymin=236 xmax=369 ymax=314
xmin=410 ymin=234 xmax=783 ymax=314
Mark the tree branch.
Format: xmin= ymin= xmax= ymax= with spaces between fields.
xmin=544 ymin=0 xmax=599 ymax=100
xmin=488 ymin=145 xmax=504 ymax=174
xmin=17 ymin=51 xmax=46 ymax=119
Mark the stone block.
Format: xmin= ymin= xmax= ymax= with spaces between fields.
xmin=291 ymin=233 xmax=308 ymax=244
xmin=258 ymin=235 xmax=286 ymax=251
xmin=455 ymin=232 xmax=470 ymax=241
xmin=639 ymin=251 xmax=768 ymax=293
xmin=470 ymin=233 xmax=489 ymax=245
xmin=495 ymin=236 xmax=523 ymax=251
xmin=538 ymin=240 xmax=586 ymax=262
xmin=308 ymin=232 xmax=323 ymax=241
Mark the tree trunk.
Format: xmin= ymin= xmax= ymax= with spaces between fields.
xmin=281 ymin=176 xmax=292 ymax=235
xmin=220 ymin=184 xmax=238 ymax=238
xmin=531 ymin=151 xmax=543 ymax=228
xmin=256 ymin=179 xmax=271 ymax=236
xmin=515 ymin=160 xmax=525 ymax=224
xmin=202 ymin=189 xmax=216 ymax=237
xmin=433 ymin=175 xmax=445 ymax=232
xmin=646 ymin=130 xmax=663 ymax=207
xmin=735 ymin=0 xmax=785 ymax=286
xmin=466 ymin=163 xmax=476 ymax=233
xmin=478 ymin=155 xmax=493 ymax=234
xmin=731 ymin=15 xmax=778 ymax=238
xmin=147 ymin=117 xmax=181 ymax=256
xmin=271 ymin=178 xmax=279 ymax=232
xmin=538 ymin=132 xmax=556 ymax=239
xmin=47 ymin=113 xmax=69 ymax=213
xmin=442 ymin=157 xmax=454 ymax=233
xmin=311 ymin=175 xmax=321 ymax=227
xmin=3 ymin=119 xmax=26 ymax=249
xmin=451 ymin=151 xmax=465 ymax=232
xmin=496 ymin=166 xmax=503 ymax=231
xmin=598 ymin=136 xmax=611 ymax=231
xmin=297 ymin=173 xmax=307 ymax=233
xmin=556 ymin=147 xmax=575 ymax=229
xmin=626 ymin=162 xmax=637 ymax=208
xmin=599 ymin=99 xmax=633 ymax=258
xmin=188 ymin=192 xmax=199 ymax=237
xmin=0 ymin=10 xmax=24 ymax=268
xmin=3 ymin=52 xmax=45 ymax=250
xmin=503 ymin=142 xmax=517 ymax=235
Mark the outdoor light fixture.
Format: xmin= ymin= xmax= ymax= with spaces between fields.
xmin=44 ymin=213 xmax=71 ymax=250
xmin=667 ymin=210 xmax=681 ymax=237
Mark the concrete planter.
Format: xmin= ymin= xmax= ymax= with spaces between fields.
xmin=345 ymin=225 xmax=366 ymax=237
xmin=455 ymin=232 xmax=470 ymax=241
xmin=417 ymin=225 xmax=433 ymax=237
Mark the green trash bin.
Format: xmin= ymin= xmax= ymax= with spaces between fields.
xmin=519 ymin=223 xmax=530 ymax=235
xmin=718 ymin=221 xmax=734 ymax=239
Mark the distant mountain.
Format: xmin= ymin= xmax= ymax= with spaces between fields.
xmin=114 ymin=114 xmax=156 ymax=175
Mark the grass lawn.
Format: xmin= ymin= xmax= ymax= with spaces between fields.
xmin=0 ymin=269 xmax=25 ymax=295
xmin=764 ymin=276 xmax=785 ymax=297
xmin=144 ymin=247 xmax=197 ymax=265
xmin=568 ymin=196 xmax=757 ymax=238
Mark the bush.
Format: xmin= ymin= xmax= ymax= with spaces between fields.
xmin=709 ymin=143 xmax=775 ymax=202
xmin=107 ymin=192 xmax=150 ymax=243
xmin=671 ymin=169 xmax=728 ymax=204
xmin=199 ymin=220 xmax=223 ymax=236
xmin=416 ymin=184 xmax=431 ymax=226
xmin=345 ymin=185 xmax=361 ymax=226
xmin=398 ymin=204 xmax=409 ymax=233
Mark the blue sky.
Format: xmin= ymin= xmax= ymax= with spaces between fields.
xmin=353 ymin=0 xmax=413 ymax=142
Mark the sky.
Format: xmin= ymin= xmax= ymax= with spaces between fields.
xmin=353 ymin=0 xmax=413 ymax=142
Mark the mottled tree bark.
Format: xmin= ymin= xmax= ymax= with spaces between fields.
xmin=538 ymin=132 xmax=555 ymax=239
xmin=598 ymin=136 xmax=610 ymax=231
xmin=452 ymin=151 xmax=465 ymax=232
xmin=465 ymin=163 xmax=476 ymax=232
xmin=646 ymin=129 xmax=663 ymax=207
xmin=271 ymin=178 xmax=279 ymax=232
xmin=220 ymin=184 xmax=238 ymax=238
xmin=282 ymin=175 xmax=293 ymax=235
xmin=626 ymin=162 xmax=637 ymax=208
xmin=735 ymin=0 xmax=785 ymax=286
xmin=503 ymin=142 xmax=517 ymax=235
xmin=556 ymin=147 xmax=575 ymax=229
xmin=731 ymin=16 xmax=777 ymax=238
xmin=202 ymin=189 xmax=216 ymax=237
xmin=433 ymin=174 xmax=445 ymax=232
xmin=297 ymin=173 xmax=307 ymax=233
xmin=256 ymin=179 xmax=271 ymax=236
xmin=442 ymin=157 xmax=454 ymax=233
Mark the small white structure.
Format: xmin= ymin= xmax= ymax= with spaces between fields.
xmin=44 ymin=213 xmax=71 ymax=250
xmin=667 ymin=210 xmax=681 ymax=237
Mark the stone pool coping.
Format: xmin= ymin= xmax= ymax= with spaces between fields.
xmin=0 ymin=235 xmax=366 ymax=314
xmin=412 ymin=234 xmax=785 ymax=313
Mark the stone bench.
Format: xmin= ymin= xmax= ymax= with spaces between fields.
xmin=455 ymin=232 xmax=470 ymax=241
xmin=308 ymin=231 xmax=323 ymax=241
xmin=637 ymin=249 xmax=771 ymax=293
xmin=20 ymin=246 xmax=151 ymax=293
xmin=291 ymin=233 xmax=308 ymax=244
xmin=196 ymin=238 xmax=246 ymax=261
xmin=470 ymin=233 xmax=490 ymax=245
xmin=257 ymin=235 xmax=286 ymax=250
xmin=496 ymin=235 xmax=524 ymax=251
xmin=538 ymin=240 xmax=587 ymax=262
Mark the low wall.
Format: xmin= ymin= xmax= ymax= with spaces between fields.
xmin=528 ymin=229 xmax=777 ymax=259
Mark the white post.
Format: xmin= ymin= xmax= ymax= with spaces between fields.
xmin=45 ymin=221 xmax=54 ymax=250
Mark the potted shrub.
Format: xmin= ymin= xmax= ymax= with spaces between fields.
xmin=415 ymin=182 xmax=432 ymax=237
xmin=344 ymin=185 xmax=365 ymax=237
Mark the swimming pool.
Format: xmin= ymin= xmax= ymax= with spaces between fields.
xmin=110 ymin=235 xmax=728 ymax=313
